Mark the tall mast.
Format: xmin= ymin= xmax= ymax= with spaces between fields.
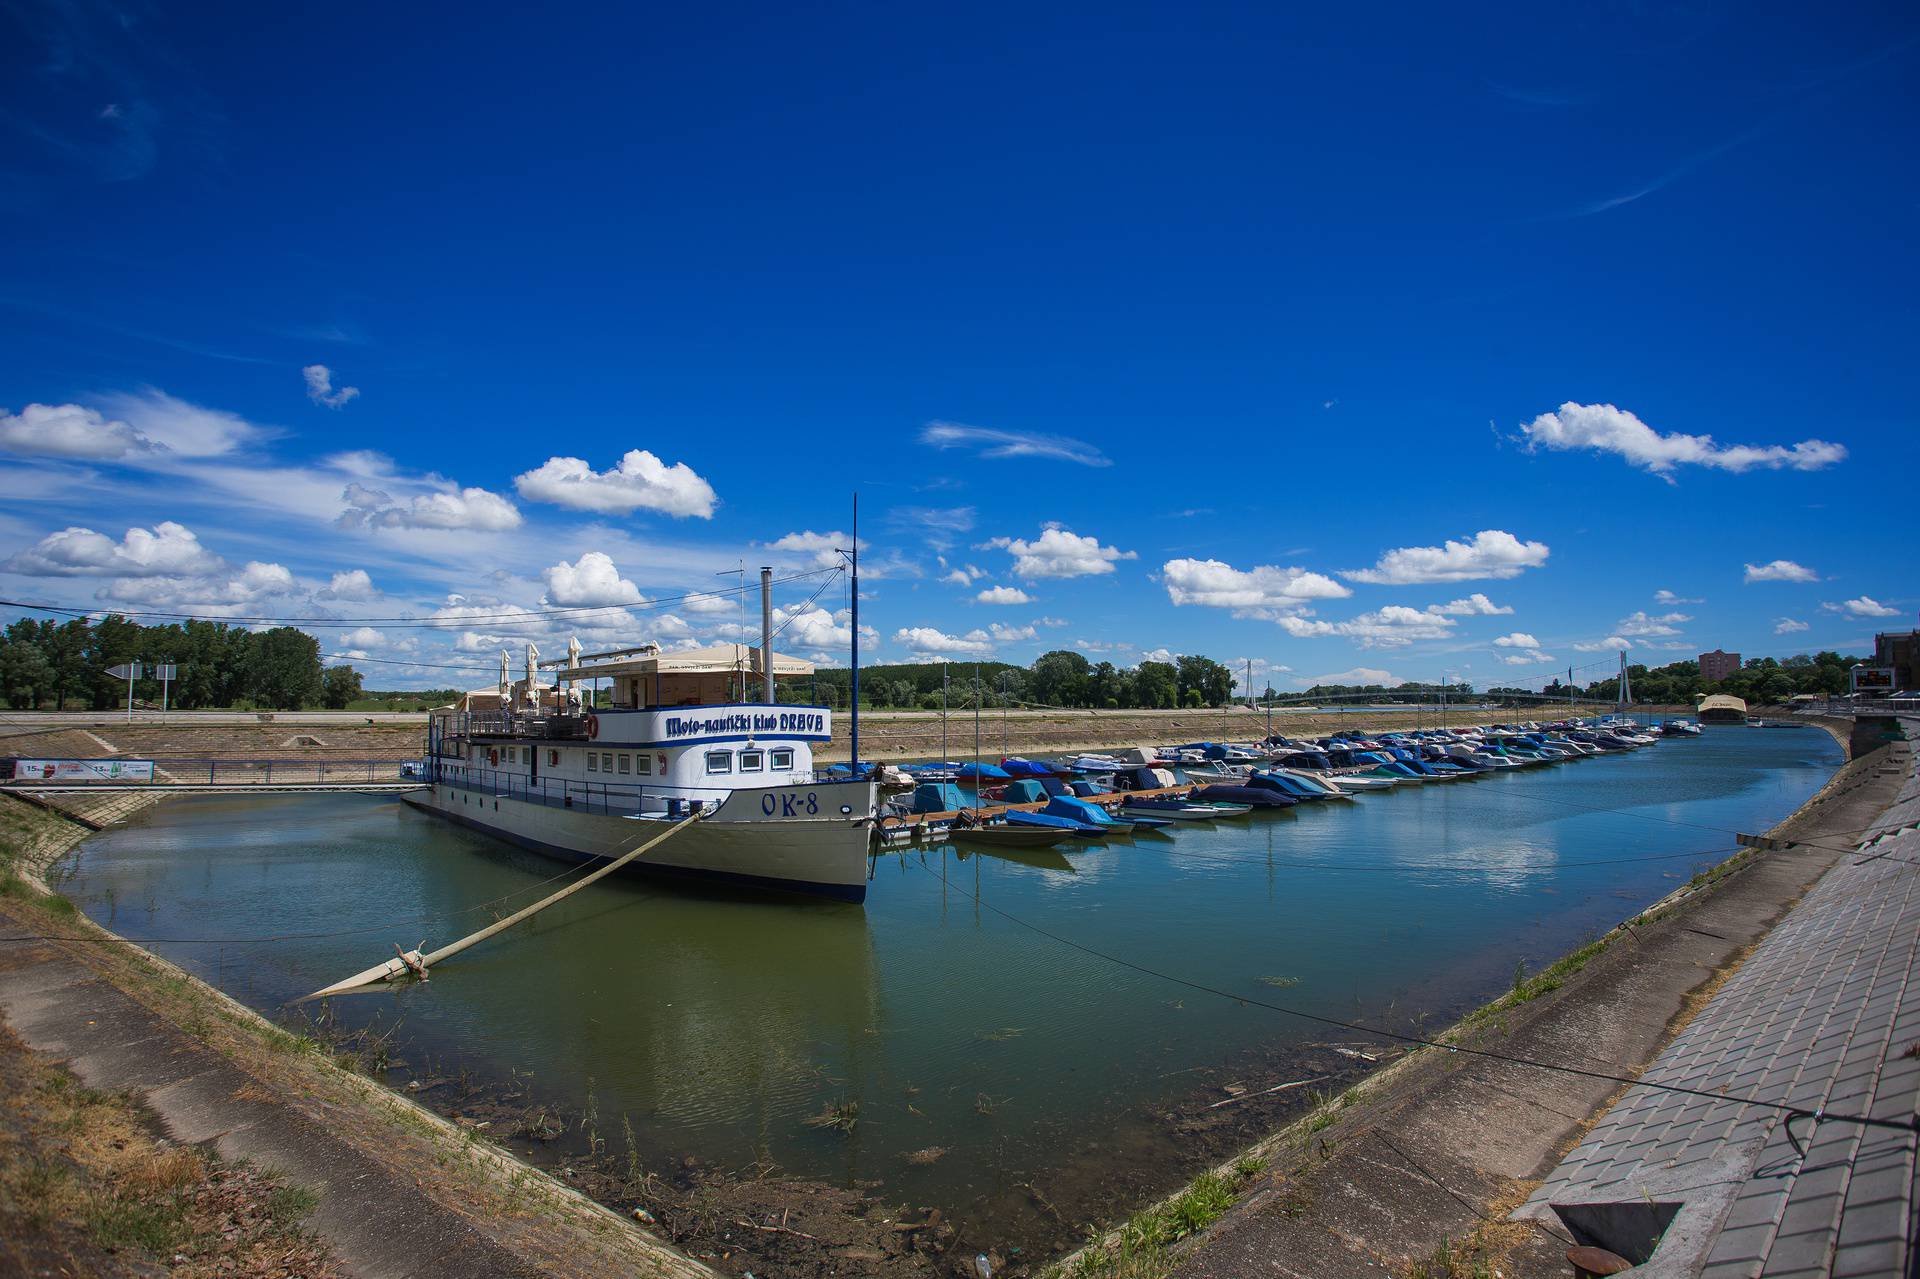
xmin=974 ymin=663 xmax=983 ymax=811
xmin=849 ymin=493 xmax=860 ymax=772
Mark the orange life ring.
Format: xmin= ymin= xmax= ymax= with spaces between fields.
xmin=586 ymin=713 xmax=600 ymax=740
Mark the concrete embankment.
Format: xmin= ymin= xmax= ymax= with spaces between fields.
xmin=0 ymin=794 xmax=716 ymax=1279
xmin=1051 ymin=721 xmax=1905 ymax=1279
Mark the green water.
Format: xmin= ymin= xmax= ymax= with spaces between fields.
xmin=56 ymin=724 xmax=1840 ymax=1245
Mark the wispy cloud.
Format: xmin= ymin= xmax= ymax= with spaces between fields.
xmin=921 ymin=421 xmax=1111 ymax=467
xmin=1558 ymin=124 xmax=1766 ymax=219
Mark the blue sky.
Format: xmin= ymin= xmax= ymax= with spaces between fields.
xmin=1 ymin=1 xmax=1914 ymax=691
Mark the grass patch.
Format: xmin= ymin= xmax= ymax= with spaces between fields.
xmin=266 ymin=1181 xmax=321 ymax=1227
xmin=86 ymin=1190 xmax=193 ymax=1253
xmin=1406 ymin=1235 xmax=1495 ymax=1279
xmin=1453 ymin=937 xmax=1609 ymax=1037
xmin=1053 ymin=1160 xmax=1269 ymax=1278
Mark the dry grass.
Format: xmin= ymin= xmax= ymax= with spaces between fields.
xmin=0 ymin=1021 xmax=339 ymax=1277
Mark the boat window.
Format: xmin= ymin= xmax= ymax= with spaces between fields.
xmin=739 ymin=750 xmax=764 ymax=772
xmin=705 ymin=750 xmax=732 ymax=775
xmin=770 ymin=748 xmax=794 ymax=769
xmin=587 ymin=753 xmax=598 ymax=772
xmin=618 ymin=755 xmax=631 ymax=774
xmin=634 ymin=753 xmax=653 ymax=776
xmin=601 ymin=752 xmax=613 ymax=771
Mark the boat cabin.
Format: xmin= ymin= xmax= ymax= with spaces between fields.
xmin=427 ymin=643 xmax=833 ymax=809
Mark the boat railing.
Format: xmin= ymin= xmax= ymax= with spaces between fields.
xmin=432 ymin=766 xmax=826 ymax=817
xmin=464 ymin=710 xmax=592 ymax=741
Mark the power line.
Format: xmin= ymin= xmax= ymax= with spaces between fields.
xmin=0 ymin=568 xmax=839 ymax=630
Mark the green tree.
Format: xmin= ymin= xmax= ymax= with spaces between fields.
xmin=1174 ymin=655 xmax=1233 ymax=707
xmin=246 ymin=627 xmax=323 ymax=709
xmin=1133 ymin=660 xmax=1176 ymax=708
xmin=0 ymin=634 xmax=54 ymax=708
xmin=1028 ymin=650 xmax=1092 ymax=707
xmin=321 ymin=664 xmax=364 ymax=709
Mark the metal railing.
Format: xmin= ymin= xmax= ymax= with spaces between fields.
xmin=461 ymin=710 xmax=591 ymax=741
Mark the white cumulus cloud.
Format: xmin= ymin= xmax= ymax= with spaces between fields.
xmin=1744 ymin=559 xmax=1818 ymax=584
xmin=1276 ymin=605 xmax=1459 ymax=648
xmin=0 ymin=402 xmax=155 ymax=460
xmin=1161 ymin=558 xmax=1349 ymax=608
xmin=1774 ymin=618 xmax=1808 ymax=634
xmin=987 ymin=622 xmax=1036 ymax=641
xmin=318 ymin=568 xmax=377 ymax=600
xmin=1573 ymin=636 xmax=1633 ymax=652
xmin=767 ymin=530 xmax=856 ymax=570
xmin=894 ymin=625 xmax=996 ymax=659
xmin=5 ymin=521 xmax=223 ymax=577
xmin=1518 ymin=401 xmax=1845 ymax=480
xmin=1493 ymin=632 xmax=1540 ymax=648
xmin=1428 ymin=593 xmax=1512 ymax=616
xmin=1616 ymin=610 xmax=1691 ymax=637
xmin=976 ymin=585 xmax=1032 ymax=605
xmin=514 ymin=450 xmax=717 ymax=518
xmin=1824 ymin=596 xmax=1898 ymax=618
xmin=542 ymin=552 xmax=645 ymax=607
xmin=340 ymin=482 xmax=522 ymax=532
xmin=99 ymin=561 xmax=297 ymax=610
xmin=1654 ymin=589 xmax=1703 ymax=605
xmin=989 ymin=528 xmax=1136 ymax=579
xmin=1344 ymin=530 xmax=1549 ymax=585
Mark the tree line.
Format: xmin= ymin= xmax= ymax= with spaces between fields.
xmin=801 ymin=652 xmax=1241 ymax=709
xmin=0 ymin=614 xmax=1870 ymax=715
xmin=1544 ymin=650 xmax=1864 ymax=707
xmin=0 ymin=616 xmax=367 ymax=711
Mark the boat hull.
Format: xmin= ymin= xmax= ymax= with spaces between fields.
xmin=405 ymin=779 xmax=875 ymax=902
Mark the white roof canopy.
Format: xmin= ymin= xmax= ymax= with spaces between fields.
xmin=567 ymin=643 xmax=815 ymax=680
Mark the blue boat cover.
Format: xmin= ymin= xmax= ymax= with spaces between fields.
xmin=1006 ymin=810 xmax=1105 ymax=836
xmin=910 ymin=782 xmax=966 ymax=814
xmin=1000 ymin=778 xmax=1050 ymax=804
xmin=957 ymin=762 xmax=1012 ymax=780
xmin=1044 ymin=795 xmax=1118 ymax=825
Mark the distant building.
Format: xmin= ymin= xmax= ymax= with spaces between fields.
xmin=1698 ymin=649 xmax=1741 ymax=683
xmin=1873 ymin=630 xmax=1916 ymax=690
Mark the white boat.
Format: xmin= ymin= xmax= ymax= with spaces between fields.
xmin=409 ymin=631 xmax=876 ymax=902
